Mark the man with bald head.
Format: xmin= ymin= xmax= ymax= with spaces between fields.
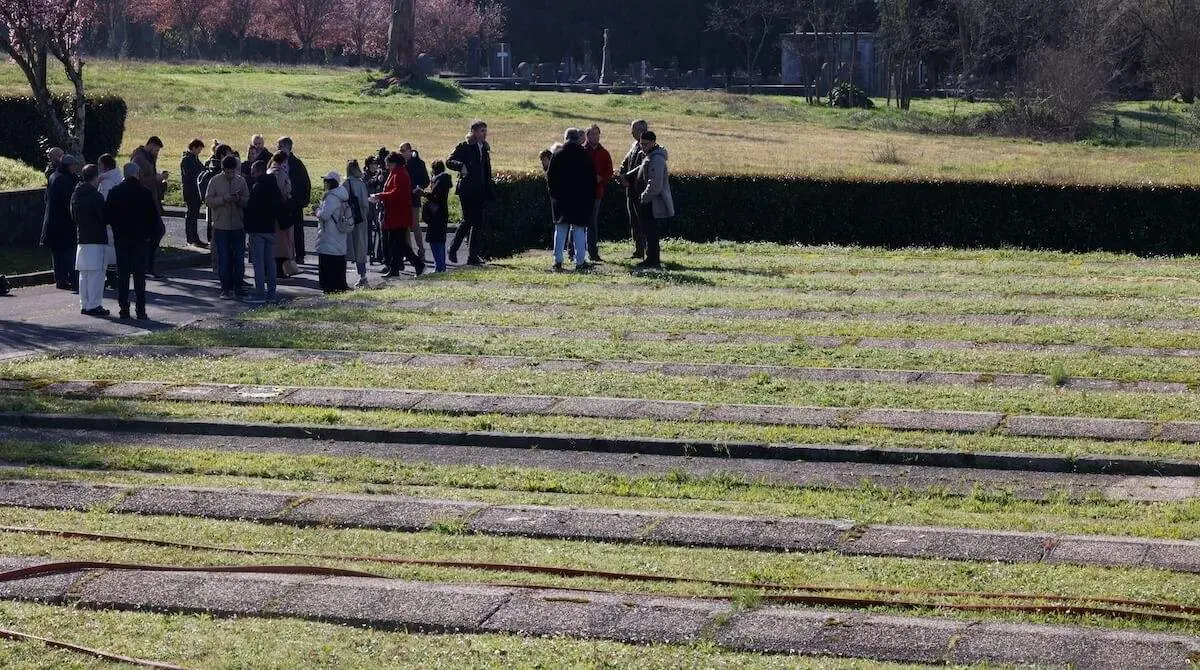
xmin=620 ymin=120 xmax=650 ymax=259
xmin=105 ymin=163 xmax=160 ymax=320
xmin=45 ymin=147 xmax=64 ymax=181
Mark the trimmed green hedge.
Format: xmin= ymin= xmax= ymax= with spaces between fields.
xmin=0 ymin=96 xmax=127 ymax=166
xmin=478 ymin=173 xmax=1200 ymax=258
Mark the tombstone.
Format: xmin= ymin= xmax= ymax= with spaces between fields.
xmin=695 ymin=68 xmax=710 ymax=89
xmin=516 ymin=62 xmax=532 ymax=80
xmin=466 ymin=36 xmax=482 ymax=76
xmin=535 ymin=62 xmax=555 ymax=82
xmin=557 ymin=62 xmax=568 ymax=83
xmin=494 ymin=43 xmax=512 ymax=78
xmin=416 ymin=53 xmax=438 ymax=77
xmin=600 ymin=29 xmax=611 ymax=85
xmin=582 ymin=40 xmax=593 ymax=76
xmin=652 ymin=68 xmax=665 ymax=87
xmin=640 ymin=60 xmax=649 ymax=84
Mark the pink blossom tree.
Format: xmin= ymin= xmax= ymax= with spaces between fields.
xmin=336 ymin=0 xmax=388 ymax=59
xmin=415 ymin=0 xmax=504 ymax=71
xmin=0 ymin=0 xmax=93 ymax=153
xmin=272 ymin=0 xmax=337 ymax=59
xmin=128 ymin=0 xmax=221 ymax=58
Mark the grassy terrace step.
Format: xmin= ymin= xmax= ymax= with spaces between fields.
xmin=1 ymin=505 xmax=1199 ymax=633
xmin=1 ymin=554 xmax=1195 ymax=668
xmin=303 ymin=287 xmax=1200 ymax=324
xmin=65 ymin=344 xmax=1196 ymax=396
xmin=0 ymin=601 xmax=942 ymax=670
xmin=2 ymin=479 xmax=1197 ymax=571
xmin=154 ymin=320 xmax=1200 ymax=386
xmin=12 ymin=377 xmax=1200 ymax=441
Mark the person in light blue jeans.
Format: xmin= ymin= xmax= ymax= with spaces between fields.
xmin=244 ymin=160 xmax=284 ymax=302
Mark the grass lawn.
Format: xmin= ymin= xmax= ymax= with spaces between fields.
xmin=2 ymin=61 xmax=1199 ymax=202
xmin=0 ymin=247 xmax=50 ymax=275
xmin=0 ymin=156 xmax=41 ymax=191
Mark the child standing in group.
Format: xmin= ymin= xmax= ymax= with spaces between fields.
xmin=422 ymin=160 xmax=452 ymax=272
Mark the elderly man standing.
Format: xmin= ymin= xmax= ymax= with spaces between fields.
xmin=547 ymin=128 xmax=596 ymax=272
xmin=105 ymin=164 xmax=159 ymax=320
xmin=584 ymin=124 xmax=613 ymax=263
xmin=131 ymin=136 xmax=168 ymax=277
xmin=277 ymin=137 xmax=312 ymax=265
xmin=44 ymin=147 xmax=64 ymax=181
xmin=41 ymin=154 xmax=81 ymax=290
xmin=620 ymin=120 xmax=649 ymax=259
xmin=446 ymin=120 xmax=494 ymax=266
xmin=634 ymin=130 xmax=674 ymax=271
xmin=205 ymin=155 xmax=250 ymax=300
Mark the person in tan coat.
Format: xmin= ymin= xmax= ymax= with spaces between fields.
xmin=204 ymin=155 xmax=250 ymax=298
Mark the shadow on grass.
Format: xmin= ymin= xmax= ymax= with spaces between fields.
xmin=628 ymin=267 xmax=715 ymax=286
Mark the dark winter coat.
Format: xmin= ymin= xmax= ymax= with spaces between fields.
xmin=422 ymin=171 xmax=452 ymax=241
xmin=241 ymin=146 xmax=273 ymax=180
xmin=405 ymin=153 xmax=430 ymax=208
xmin=180 ymin=151 xmax=205 ymax=203
xmin=620 ymin=140 xmax=647 ymax=198
xmin=105 ymin=177 xmax=159 ymax=244
xmin=40 ymin=165 xmax=79 ymax=248
xmin=71 ymin=181 xmax=107 ymax=246
xmin=283 ymin=152 xmax=312 ymax=228
xmin=446 ymin=138 xmax=494 ymax=202
xmin=244 ymin=173 xmax=285 ymax=235
xmin=547 ymin=142 xmax=597 ymax=226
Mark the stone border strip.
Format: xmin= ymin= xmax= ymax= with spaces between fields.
xmin=65 ymin=344 xmax=1194 ymax=395
xmin=10 ymin=378 xmax=1200 ymax=448
xmin=1 ymin=557 xmax=1192 ymax=669
xmin=297 ymin=296 xmax=1200 ymax=332
xmin=2 ymin=480 xmax=1198 ymax=572
xmin=4 ymin=427 xmax=1195 ymax=503
xmin=188 ymin=317 xmax=1200 ymax=361
xmin=4 ymin=412 xmax=1198 ymax=477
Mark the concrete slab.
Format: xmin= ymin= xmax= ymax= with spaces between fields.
xmin=1159 ymin=422 xmax=1200 ymax=444
xmin=1101 ymin=476 xmax=1198 ymax=502
xmin=77 ymin=570 xmax=303 ymax=615
xmin=359 ymin=389 xmax=432 ymax=411
xmin=1141 ymin=541 xmax=1200 ymax=573
xmin=274 ymin=577 xmax=512 ymax=632
xmin=608 ymin=596 xmax=730 ymax=644
xmin=0 ymin=480 xmax=125 ymax=510
xmin=715 ymin=607 xmax=844 ymax=654
xmin=99 ymin=381 xmax=171 ymax=399
xmin=38 ymin=380 xmax=102 ymax=397
xmin=851 ymin=409 xmax=1002 ymax=433
xmin=159 ymin=384 xmax=238 ymax=403
xmin=468 ymin=506 xmax=656 ymax=542
xmin=0 ymin=557 xmax=80 ymax=602
xmin=280 ymin=496 xmax=484 ymax=531
xmin=633 ymin=399 xmax=704 ymax=421
xmin=284 ymin=387 xmax=373 ymax=408
xmin=411 ymin=394 xmax=499 ymax=414
xmin=845 ymin=526 xmax=1051 ymax=563
xmin=113 ymin=487 xmax=294 ymax=521
xmin=546 ymin=397 xmax=641 ymax=420
xmin=648 ymin=515 xmax=848 ymax=552
xmin=1006 ymin=416 xmax=1155 ymax=441
xmin=534 ymin=360 xmax=592 ymax=373
xmin=756 ymin=406 xmax=846 ymax=427
xmin=1046 ymin=536 xmax=1150 ymax=567
xmin=489 ymin=395 xmax=561 ymax=415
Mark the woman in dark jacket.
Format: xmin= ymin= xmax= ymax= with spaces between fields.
xmin=422 ymin=160 xmax=452 ymax=272
xmin=72 ymin=164 xmax=109 ymax=316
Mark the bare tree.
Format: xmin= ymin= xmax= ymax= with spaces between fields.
xmin=706 ymin=0 xmax=791 ymax=85
xmin=1132 ymin=0 xmax=1200 ymax=101
xmin=383 ymin=0 xmax=417 ymax=80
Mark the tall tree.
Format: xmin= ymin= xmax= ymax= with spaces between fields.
xmin=0 ymin=0 xmax=93 ymax=153
xmin=706 ymin=0 xmax=791 ymax=83
xmin=383 ymin=0 xmax=415 ymax=78
xmin=1133 ymin=0 xmax=1200 ymax=100
xmin=274 ymin=0 xmax=335 ymax=60
xmin=337 ymin=0 xmax=388 ymax=60
xmin=128 ymin=0 xmax=216 ymax=57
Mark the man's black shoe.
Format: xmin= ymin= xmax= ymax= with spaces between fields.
xmin=448 ymin=249 xmax=459 ymax=264
xmin=136 ymin=312 xmax=149 ymax=321
xmin=118 ymin=311 xmax=132 ymax=320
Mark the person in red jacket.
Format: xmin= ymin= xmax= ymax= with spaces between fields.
xmin=584 ymin=124 xmax=613 ymax=263
xmin=369 ymin=152 xmax=425 ymax=277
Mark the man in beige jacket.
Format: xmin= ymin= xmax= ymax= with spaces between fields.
xmin=205 ymin=155 xmax=250 ymax=299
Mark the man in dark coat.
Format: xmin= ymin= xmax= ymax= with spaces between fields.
xmin=401 ymin=142 xmax=430 ymax=259
xmin=44 ymin=147 xmax=64 ymax=181
xmin=131 ymin=136 xmax=167 ymax=277
xmin=547 ymin=128 xmax=596 ymax=272
xmin=620 ymin=119 xmax=649 ymax=259
xmin=277 ymin=137 xmax=311 ymax=264
xmin=105 ymin=163 xmax=159 ymax=320
xmin=445 ymin=120 xmax=495 ymax=266
xmin=41 ymin=154 xmax=81 ymax=290
xmin=180 ymin=138 xmax=207 ymax=248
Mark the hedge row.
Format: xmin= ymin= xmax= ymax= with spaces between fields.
xmin=478 ymin=173 xmax=1200 ymax=258
xmin=0 ymin=96 xmax=127 ymax=167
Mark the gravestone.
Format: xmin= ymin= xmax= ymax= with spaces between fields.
xmin=494 ymin=43 xmax=512 ymax=78
xmin=466 ymin=37 xmax=482 ymax=76
xmin=535 ymin=62 xmax=555 ymax=82
xmin=516 ymin=62 xmax=532 ymax=79
xmin=417 ymin=54 xmax=438 ymax=77
xmin=695 ymin=68 xmax=710 ymax=88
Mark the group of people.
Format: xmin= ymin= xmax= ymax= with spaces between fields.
xmin=39 ymin=117 xmax=673 ymax=318
xmin=541 ymin=119 xmax=673 ymax=271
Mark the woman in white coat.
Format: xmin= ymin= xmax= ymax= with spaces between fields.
xmin=314 ymin=171 xmax=353 ymax=294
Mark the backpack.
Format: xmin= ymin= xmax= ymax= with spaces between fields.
xmin=198 ymin=167 xmax=220 ymax=200
xmin=334 ymin=198 xmax=355 ymax=234
xmin=343 ymin=180 xmax=364 ymax=226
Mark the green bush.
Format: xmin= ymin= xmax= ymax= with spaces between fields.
xmin=0 ymin=96 xmax=128 ymax=167
xmin=477 ymin=173 xmax=1200 ymax=259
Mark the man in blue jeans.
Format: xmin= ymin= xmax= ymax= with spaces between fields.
xmin=244 ymin=160 xmax=284 ymax=303
xmin=204 ymin=155 xmax=249 ymax=299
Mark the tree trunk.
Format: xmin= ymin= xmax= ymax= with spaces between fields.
xmin=385 ymin=0 xmax=419 ymax=80
xmin=106 ymin=0 xmax=127 ymax=58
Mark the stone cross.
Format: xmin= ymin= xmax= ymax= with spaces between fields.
xmin=600 ymin=29 xmax=610 ymax=85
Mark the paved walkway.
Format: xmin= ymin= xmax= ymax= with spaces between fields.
xmin=0 ymin=214 xmax=457 ymax=361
